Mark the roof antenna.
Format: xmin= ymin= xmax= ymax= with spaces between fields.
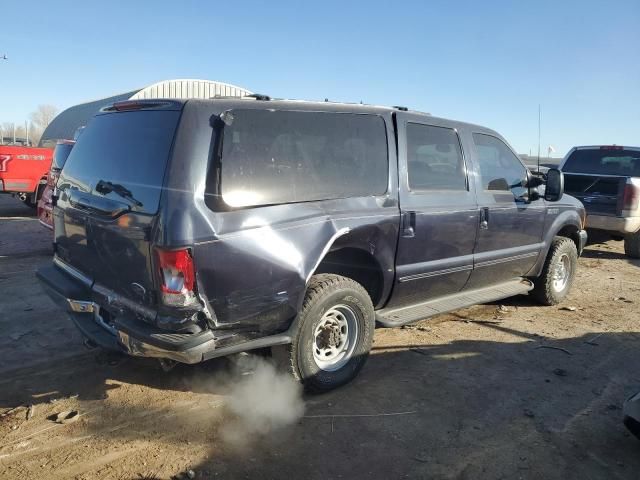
xmin=537 ymin=104 xmax=541 ymax=174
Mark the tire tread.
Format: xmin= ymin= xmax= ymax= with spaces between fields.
xmin=532 ymin=236 xmax=578 ymax=306
xmin=273 ymin=274 xmax=373 ymax=393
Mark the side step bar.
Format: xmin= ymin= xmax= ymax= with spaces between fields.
xmin=376 ymin=278 xmax=534 ymax=328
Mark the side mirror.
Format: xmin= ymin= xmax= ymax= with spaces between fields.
xmin=545 ymin=168 xmax=564 ymax=202
xmin=521 ymin=171 xmax=542 ymax=203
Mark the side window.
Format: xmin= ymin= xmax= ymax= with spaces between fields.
xmin=472 ymin=133 xmax=527 ymax=198
xmin=215 ymin=110 xmax=389 ymax=208
xmin=406 ymin=123 xmax=467 ymax=191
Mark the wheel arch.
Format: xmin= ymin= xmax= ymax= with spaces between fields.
xmin=304 ymin=226 xmax=395 ymax=309
xmin=528 ymin=210 xmax=582 ymax=278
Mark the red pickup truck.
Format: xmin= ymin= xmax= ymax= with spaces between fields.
xmin=0 ymin=144 xmax=54 ymax=207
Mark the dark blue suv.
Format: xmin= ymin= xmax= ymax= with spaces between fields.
xmin=38 ymin=98 xmax=587 ymax=391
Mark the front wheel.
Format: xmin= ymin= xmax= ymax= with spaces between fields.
xmin=532 ymin=237 xmax=578 ymax=305
xmin=273 ymin=274 xmax=375 ymax=393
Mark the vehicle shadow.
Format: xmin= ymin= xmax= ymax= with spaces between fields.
xmin=179 ymin=330 xmax=640 ymax=480
xmin=0 ymin=196 xmax=37 ymax=218
xmin=580 ymin=246 xmax=640 ymax=270
xmin=2 ymin=330 xmax=639 ymax=479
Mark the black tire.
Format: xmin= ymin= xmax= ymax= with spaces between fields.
xmin=22 ymin=197 xmax=37 ymax=209
xmin=532 ymin=237 xmax=578 ymax=306
xmin=273 ymin=274 xmax=375 ymax=393
xmin=624 ymin=416 xmax=640 ymax=441
xmin=624 ymin=231 xmax=640 ymax=259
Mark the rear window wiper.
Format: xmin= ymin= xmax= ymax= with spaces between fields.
xmin=95 ymin=179 xmax=144 ymax=208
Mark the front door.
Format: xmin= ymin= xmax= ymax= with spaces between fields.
xmin=466 ymin=133 xmax=546 ymax=289
xmin=387 ymin=118 xmax=478 ymax=309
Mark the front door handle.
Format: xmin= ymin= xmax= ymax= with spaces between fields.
xmin=480 ymin=207 xmax=489 ymax=230
xmin=402 ymin=211 xmax=416 ymax=238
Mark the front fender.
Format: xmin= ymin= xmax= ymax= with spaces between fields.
xmin=527 ymin=206 xmax=583 ymax=277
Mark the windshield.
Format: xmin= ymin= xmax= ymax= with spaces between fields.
xmin=61 ymin=110 xmax=181 ymax=214
xmin=563 ymin=148 xmax=640 ymax=176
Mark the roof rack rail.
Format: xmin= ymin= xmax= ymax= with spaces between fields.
xmin=392 ymin=105 xmax=409 ymax=111
xmin=245 ymin=93 xmax=271 ymax=101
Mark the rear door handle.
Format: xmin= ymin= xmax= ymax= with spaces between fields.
xmin=401 ymin=211 xmax=416 ymax=238
xmin=480 ymin=207 xmax=489 ymax=230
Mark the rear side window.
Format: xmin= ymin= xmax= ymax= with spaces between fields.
xmin=216 ymin=110 xmax=388 ymax=208
xmin=473 ymin=133 xmax=528 ymax=198
xmin=61 ymin=110 xmax=181 ymax=214
xmin=562 ymin=148 xmax=640 ymax=176
xmin=406 ymin=123 xmax=467 ymax=191
xmin=52 ymin=143 xmax=74 ymax=170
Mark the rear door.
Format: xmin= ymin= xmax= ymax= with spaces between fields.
xmin=387 ymin=117 xmax=478 ymax=309
xmin=466 ymin=133 xmax=545 ymax=288
xmin=53 ymin=104 xmax=182 ymax=303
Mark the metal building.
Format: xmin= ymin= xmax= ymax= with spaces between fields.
xmin=39 ymin=79 xmax=252 ymax=147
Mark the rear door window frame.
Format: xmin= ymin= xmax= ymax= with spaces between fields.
xmin=404 ymin=121 xmax=469 ymax=194
xmin=206 ymin=108 xmax=390 ymax=210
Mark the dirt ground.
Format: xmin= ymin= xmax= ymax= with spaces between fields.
xmin=0 ymin=194 xmax=639 ymax=480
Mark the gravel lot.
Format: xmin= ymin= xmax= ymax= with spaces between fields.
xmin=0 ymin=194 xmax=639 ymax=480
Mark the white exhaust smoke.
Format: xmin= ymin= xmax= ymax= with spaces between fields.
xmin=220 ymin=354 xmax=305 ymax=448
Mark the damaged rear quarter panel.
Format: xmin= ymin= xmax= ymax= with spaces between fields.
xmin=193 ymin=203 xmax=399 ymax=330
xmin=157 ymin=100 xmax=400 ymax=333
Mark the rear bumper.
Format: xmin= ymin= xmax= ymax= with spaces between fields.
xmin=0 ymin=178 xmax=36 ymax=193
xmin=37 ymin=264 xmax=215 ymax=363
xmin=586 ymin=214 xmax=640 ymax=234
xmin=37 ymin=263 xmax=291 ymax=364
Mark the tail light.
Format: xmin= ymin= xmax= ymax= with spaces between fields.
xmin=156 ymin=248 xmax=197 ymax=307
xmin=0 ymin=154 xmax=11 ymax=172
xmin=622 ymin=182 xmax=640 ymax=212
xmin=48 ymin=170 xmax=60 ymax=187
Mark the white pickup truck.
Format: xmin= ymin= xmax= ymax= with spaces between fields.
xmin=561 ymin=145 xmax=640 ymax=258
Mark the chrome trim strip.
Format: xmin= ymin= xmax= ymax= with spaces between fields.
xmin=399 ymin=264 xmax=472 ymax=283
xmin=53 ymin=255 xmax=93 ymax=287
xmin=475 ymin=251 xmax=539 ymax=268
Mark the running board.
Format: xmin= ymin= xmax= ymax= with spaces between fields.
xmin=376 ymin=278 xmax=534 ymax=328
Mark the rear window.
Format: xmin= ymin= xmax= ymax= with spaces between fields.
xmin=563 ymin=148 xmax=640 ymax=176
xmin=52 ymin=143 xmax=74 ymax=170
xmin=215 ymin=110 xmax=388 ymax=208
xmin=61 ymin=110 xmax=181 ymax=214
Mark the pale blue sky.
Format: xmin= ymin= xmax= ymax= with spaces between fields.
xmin=1 ymin=0 xmax=638 ymax=156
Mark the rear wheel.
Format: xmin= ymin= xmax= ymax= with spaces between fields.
xmin=624 ymin=231 xmax=640 ymax=258
xmin=532 ymin=237 xmax=578 ymax=305
xmin=18 ymin=190 xmax=39 ymax=209
xmin=273 ymin=274 xmax=374 ymax=393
